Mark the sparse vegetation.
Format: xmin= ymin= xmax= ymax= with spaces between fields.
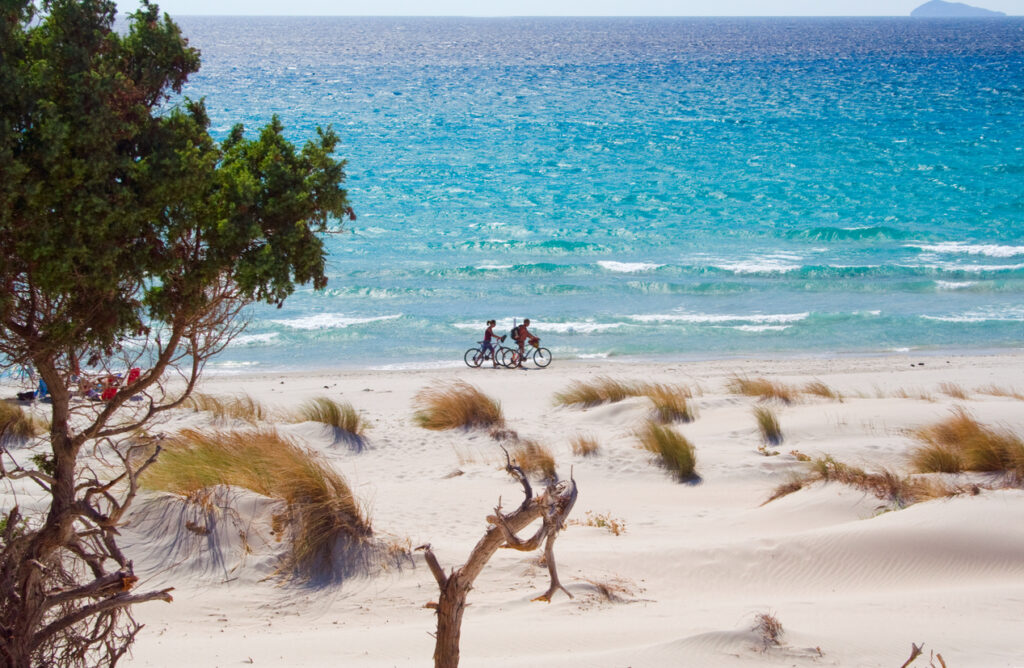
xmin=803 ymin=380 xmax=842 ymax=401
xmin=144 ymin=428 xmax=371 ymax=579
xmin=753 ymin=612 xmax=784 ymax=651
xmin=643 ymin=383 xmax=695 ymax=423
xmin=893 ymin=387 xmax=935 ymax=402
xmin=754 ymin=405 xmax=783 ymax=446
xmin=976 ymin=385 xmax=1024 ymax=401
xmin=938 ymin=382 xmax=969 ymax=400
xmin=570 ymin=433 xmax=600 ymax=457
xmin=571 ymin=510 xmax=626 ymax=536
xmin=636 ymin=420 xmax=697 ymax=480
xmin=0 ymin=401 xmax=40 ymax=443
xmin=911 ymin=408 xmax=1024 ymax=478
xmin=510 ymin=439 xmax=557 ymax=482
xmin=727 ymin=375 xmax=796 ymax=404
xmin=553 ymin=376 xmax=640 ymax=408
xmin=186 ymin=393 xmax=268 ymax=423
xmin=293 ymin=396 xmax=366 ymax=448
xmin=413 ymin=381 xmax=504 ymax=430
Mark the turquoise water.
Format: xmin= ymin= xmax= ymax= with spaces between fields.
xmin=173 ymin=17 xmax=1024 ymax=371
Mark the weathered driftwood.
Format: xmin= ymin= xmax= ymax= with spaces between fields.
xmin=417 ymin=453 xmax=578 ymax=668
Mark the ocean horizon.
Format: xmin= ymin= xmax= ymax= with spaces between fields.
xmin=165 ymin=16 xmax=1024 ymax=373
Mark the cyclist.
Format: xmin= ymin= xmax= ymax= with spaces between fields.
xmin=481 ymin=320 xmax=505 ymax=367
xmin=513 ymin=318 xmax=538 ymax=368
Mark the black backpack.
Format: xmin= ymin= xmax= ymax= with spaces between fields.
xmin=510 ymin=325 xmax=521 ymax=341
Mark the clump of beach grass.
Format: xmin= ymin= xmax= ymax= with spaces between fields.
xmin=636 ymin=420 xmax=697 ymax=481
xmin=937 ymin=382 xmax=969 ymax=400
xmin=976 ymin=385 xmax=1024 ymax=401
xmin=753 ymin=612 xmax=784 ymax=651
xmin=754 ymin=405 xmax=783 ymax=446
xmin=571 ymin=510 xmax=626 ymax=536
xmin=553 ymin=376 xmax=639 ymax=408
xmin=911 ymin=408 xmax=1024 ymax=478
xmin=727 ymin=375 xmax=796 ymax=404
xmin=892 ymin=387 xmax=935 ymax=402
xmin=413 ymin=381 xmax=504 ymax=430
xmin=144 ymin=428 xmax=371 ymax=580
xmin=0 ymin=401 xmax=41 ymax=444
xmin=185 ymin=393 xmax=268 ymax=423
xmin=570 ymin=432 xmax=600 ymax=457
xmin=642 ymin=383 xmax=695 ymax=423
xmin=803 ymin=380 xmax=842 ymax=401
xmin=510 ymin=439 xmax=557 ymax=482
xmin=293 ymin=397 xmax=366 ymax=449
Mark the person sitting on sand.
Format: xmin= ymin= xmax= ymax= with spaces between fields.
xmin=514 ymin=318 xmax=538 ymax=368
xmin=482 ymin=320 xmax=505 ymax=367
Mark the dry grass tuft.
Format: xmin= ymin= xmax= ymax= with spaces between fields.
xmin=144 ymin=428 xmax=371 ymax=580
xmin=976 ymin=385 xmax=1024 ymax=401
xmin=911 ymin=408 xmax=1024 ymax=478
xmin=938 ymin=382 xmax=970 ymax=400
xmin=571 ymin=510 xmax=627 ymax=536
xmin=510 ymin=439 xmax=557 ymax=482
xmin=1 ymin=401 xmax=41 ymax=443
xmin=642 ymin=383 xmax=695 ymax=423
xmin=763 ymin=474 xmax=808 ymax=505
xmin=803 ymin=380 xmax=842 ymax=401
xmin=892 ymin=387 xmax=935 ymax=402
xmin=553 ymin=376 xmax=640 ymax=408
xmin=413 ymin=381 xmax=504 ymax=430
xmin=636 ymin=420 xmax=697 ymax=481
xmin=186 ymin=393 xmax=268 ymax=423
xmin=569 ymin=433 xmax=600 ymax=457
xmin=754 ymin=406 xmax=783 ymax=446
xmin=293 ymin=397 xmax=366 ymax=449
xmin=727 ymin=375 xmax=796 ymax=404
xmin=753 ymin=612 xmax=784 ymax=651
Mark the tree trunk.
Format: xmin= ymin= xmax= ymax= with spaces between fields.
xmin=433 ymin=575 xmax=469 ymax=668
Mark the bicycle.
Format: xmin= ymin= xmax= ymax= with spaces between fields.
xmin=464 ymin=339 xmax=513 ymax=368
xmin=507 ymin=339 xmax=552 ymax=369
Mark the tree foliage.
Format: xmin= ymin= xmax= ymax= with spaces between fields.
xmin=0 ymin=1 xmax=352 ymax=665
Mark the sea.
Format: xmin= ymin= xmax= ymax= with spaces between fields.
xmin=170 ymin=16 xmax=1024 ymax=372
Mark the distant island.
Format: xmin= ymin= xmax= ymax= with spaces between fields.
xmin=911 ymin=0 xmax=1007 ymax=17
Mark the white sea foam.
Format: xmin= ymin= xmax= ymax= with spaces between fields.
xmin=475 ymin=264 xmax=514 ymax=270
xmin=452 ymin=320 xmax=623 ymax=334
xmin=627 ymin=312 xmax=809 ymax=324
xmin=269 ymin=313 xmax=402 ymax=330
xmin=922 ymin=306 xmax=1024 ymax=323
xmin=729 ymin=325 xmax=793 ymax=332
xmin=911 ymin=242 xmax=1024 ymax=258
xmin=597 ymin=260 xmax=665 ymax=273
xmin=372 ymin=360 xmax=465 ymax=371
xmin=712 ymin=260 xmax=801 ymax=274
xmin=576 ymin=352 xmax=611 ymax=359
xmin=233 ymin=333 xmax=279 ymax=346
xmin=935 ymin=280 xmax=979 ymax=291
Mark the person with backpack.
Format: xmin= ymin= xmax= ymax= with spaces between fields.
xmin=511 ymin=318 xmax=538 ymax=368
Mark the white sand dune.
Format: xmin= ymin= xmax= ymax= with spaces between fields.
xmin=6 ymin=353 xmax=1024 ymax=666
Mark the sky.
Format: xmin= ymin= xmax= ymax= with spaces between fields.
xmin=139 ymin=0 xmax=1023 ymax=17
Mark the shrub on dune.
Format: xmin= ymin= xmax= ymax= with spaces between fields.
xmin=510 ymin=439 xmax=557 ymax=482
xmin=293 ymin=396 xmax=366 ymax=449
xmin=636 ymin=420 xmax=697 ymax=480
xmin=186 ymin=392 xmax=268 ymax=423
xmin=413 ymin=381 xmax=504 ymax=430
xmin=1 ymin=401 xmax=40 ymax=444
xmin=754 ymin=405 xmax=783 ymax=446
xmin=553 ymin=376 xmax=639 ymax=408
xmin=642 ymin=383 xmax=695 ymax=423
xmin=727 ymin=375 xmax=796 ymax=404
xmin=144 ymin=428 xmax=371 ymax=579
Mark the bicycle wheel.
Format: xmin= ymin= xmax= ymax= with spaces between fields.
xmin=498 ymin=347 xmax=517 ymax=368
xmin=464 ymin=348 xmax=483 ymax=368
xmin=533 ymin=347 xmax=552 ymax=368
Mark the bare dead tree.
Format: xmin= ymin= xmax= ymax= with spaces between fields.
xmin=417 ymin=452 xmax=578 ymax=668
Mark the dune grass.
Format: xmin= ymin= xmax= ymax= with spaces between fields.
xmin=569 ymin=432 xmax=600 ymax=457
xmin=293 ymin=397 xmax=366 ymax=449
xmin=636 ymin=420 xmax=697 ymax=481
xmin=144 ymin=428 xmax=371 ymax=579
xmin=937 ymin=382 xmax=970 ymax=400
xmin=185 ymin=392 xmax=268 ymax=423
xmin=0 ymin=401 xmax=41 ymax=443
xmin=553 ymin=376 xmax=640 ymax=408
xmin=727 ymin=375 xmax=797 ymax=404
xmin=753 ymin=612 xmax=784 ymax=651
xmin=892 ymin=387 xmax=935 ymax=402
xmin=802 ymin=380 xmax=842 ymax=401
xmin=910 ymin=408 xmax=1024 ymax=478
xmin=571 ymin=510 xmax=626 ymax=536
xmin=510 ymin=439 xmax=557 ymax=482
xmin=754 ymin=405 xmax=783 ymax=446
xmin=976 ymin=384 xmax=1024 ymax=401
xmin=643 ymin=383 xmax=695 ymax=423
xmin=413 ymin=381 xmax=504 ymax=430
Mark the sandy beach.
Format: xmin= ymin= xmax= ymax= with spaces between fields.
xmin=11 ymin=352 xmax=997 ymax=667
